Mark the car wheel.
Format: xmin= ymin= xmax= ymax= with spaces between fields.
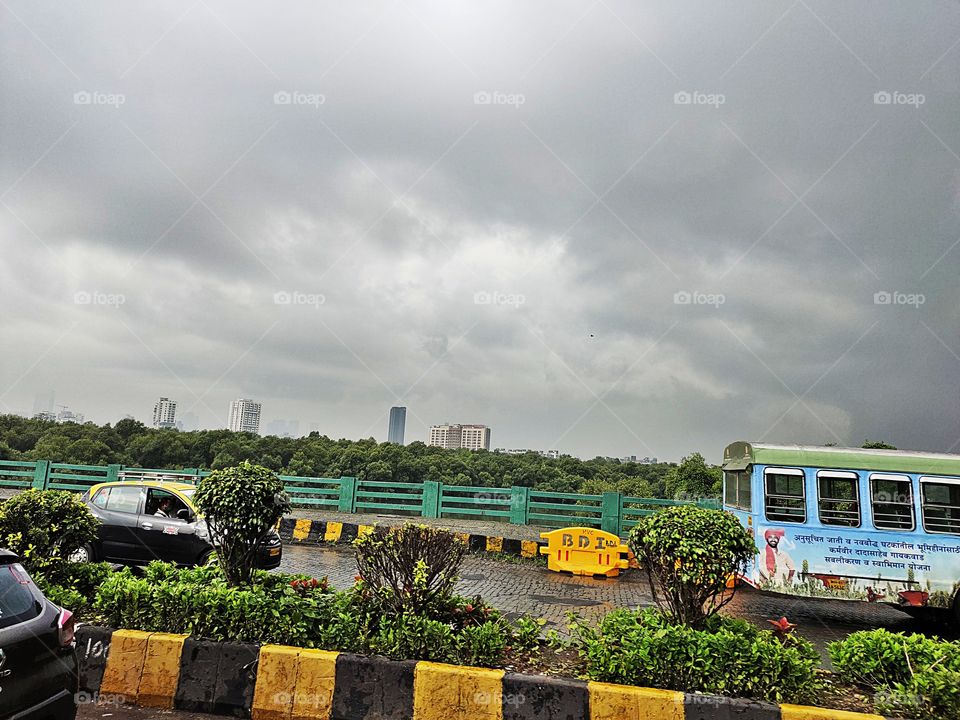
xmin=67 ymin=543 xmax=95 ymax=563
xmin=198 ymin=549 xmax=218 ymax=566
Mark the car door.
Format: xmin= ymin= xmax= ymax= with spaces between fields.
xmin=136 ymin=488 xmax=203 ymax=565
xmin=90 ymin=485 xmax=152 ymax=563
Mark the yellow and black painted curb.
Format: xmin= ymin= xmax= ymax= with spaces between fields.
xmin=277 ymin=517 xmax=545 ymax=560
xmin=78 ymin=625 xmax=892 ymax=720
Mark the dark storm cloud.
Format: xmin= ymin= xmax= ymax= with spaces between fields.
xmin=2 ymin=1 xmax=959 ymax=459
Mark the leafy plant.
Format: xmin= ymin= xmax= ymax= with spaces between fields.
xmin=0 ymin=489 xmax=99 ymax=572
xmin=829 ymin=629 xmax=960 ymax=688
xmin=456 ymin=620 xmax=508 ymax=666
xmin=511 ymin=616 xmax=547 ymax=652
xmin=570 ymin=608 xmax=820 ymax=704
xmin=192 ymin=461 xmax=291 ymax=585
xmin=354 ymin=524 xmax=466 ymax=616
xmin=876 ymin=667 xmax=960 ymax=720
xmin=368 ymin=614 xmax=457 ymax=662
xmin=627 ymin=505 xmax=755 ymax=627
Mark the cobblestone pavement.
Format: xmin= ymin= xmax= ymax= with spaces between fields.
xmin=278 ymin=543 xmax=956 ymax=664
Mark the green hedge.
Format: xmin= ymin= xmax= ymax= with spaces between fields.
xmin=830 ymin=630 xmax=960 ymax=720
xmin=570 ymin=608 xmax=820 ymax=704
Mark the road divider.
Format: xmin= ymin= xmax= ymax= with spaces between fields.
xmin=278 ymin=516 xmax=548 ymax=562
xmin=76 ymin=627 xmax=895 ymax=719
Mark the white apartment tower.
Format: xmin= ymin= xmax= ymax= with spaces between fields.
xmin=427 ymin=423 xmax=491 ymax=451
xmin=228 ymin=398 xmax=262 ymax=434
xmin=153 ymin=397 xmax=177 ymax=429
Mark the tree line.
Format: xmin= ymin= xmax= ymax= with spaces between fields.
xmin=0 ymin=414 xmax=723 ymax=498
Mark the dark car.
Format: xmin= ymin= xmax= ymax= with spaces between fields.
xmin=0 ymin=550 xmax=78 ymax=720
xmin=74 ymin=481 xmax=282 ymax=569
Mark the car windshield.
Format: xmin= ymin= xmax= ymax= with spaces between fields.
xmin=0 ymin=564 xmax=42 ymax=629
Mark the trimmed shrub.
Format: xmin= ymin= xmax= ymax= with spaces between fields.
xmin=571 ymin=608 xmax=820 ymax=704
xmin=95 ymin=563 xmax=332 ymax=646
xmin=192 ymin=462 xmax=291 ymax=586
xmin=33 ymin=560 xmax=113 ymax=614
xmin=627 ymin=505 xmax=755 ymax=627
xmin=354 ymin=524 xmax=466 ymax=616
xmin=0 ymin=489 xmax=99 ymax=572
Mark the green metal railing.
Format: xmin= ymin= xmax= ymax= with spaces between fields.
xmin=0 ymin=459 xmax=719 ymax=537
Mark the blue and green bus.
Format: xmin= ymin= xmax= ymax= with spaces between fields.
xmin=721 ymin=442 xmax=960 ymax=618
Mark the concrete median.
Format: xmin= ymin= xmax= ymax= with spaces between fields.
xmin=77 ymin=626 xmax=894 ymax=720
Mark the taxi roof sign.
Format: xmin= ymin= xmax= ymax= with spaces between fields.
xmin=539 ymin=526 xmax=630 ymax=577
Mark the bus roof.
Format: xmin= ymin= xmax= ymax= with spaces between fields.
xmin=722 ymin=441 xmax=960 ymax=476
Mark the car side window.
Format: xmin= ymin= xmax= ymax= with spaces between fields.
xmin=146 ymin=488 xmax=190 ymax=521
xmin=92 ymin=487 xmax=111 ymax=508
xmin=104 ymin=486 xmax=142 ymax=514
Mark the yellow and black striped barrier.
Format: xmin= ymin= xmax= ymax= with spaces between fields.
xmin=78 ymin=625 xmax=891 ymax=720
xmin=278 ymin=517 xmax=545 ymax=561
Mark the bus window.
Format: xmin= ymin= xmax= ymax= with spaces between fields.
xmin=817 ymin=471 xmax=860 ymax=527
xmin=870 ymin=474 xmax=914 ymax=531
xmin=920 ymin=478 xmax=960 ymax=535
xmin=724 ymin=470 xmax=751 ymax=510
xmin=764 ymin=468 xmax=805 ymax=523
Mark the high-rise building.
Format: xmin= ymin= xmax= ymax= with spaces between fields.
xmin=427 ymin=423 xmax=490 ymax=451
xmin=387 ymin=406 xmax=406 ymax=444
xmin=460 ymin=424 xmax=491 ymax=451
xmin=228 ymin=398 xmax=262 ymax=434
xmin=153 ymin=397 xmax=177 ymax=429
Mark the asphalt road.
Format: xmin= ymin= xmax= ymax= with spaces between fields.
xmin=278 ymin=543 xmax=956 ymax=663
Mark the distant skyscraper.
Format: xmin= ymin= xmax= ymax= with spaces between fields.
xmin=228 ymin=399 xmax=262 ymax=434
xmin=388 ymin=406 xmax=406 ymax=444
xmin=152 ymin=397 xmax=177 ymax=429
xmin=427 ymin=423 xmax=490 ymax=451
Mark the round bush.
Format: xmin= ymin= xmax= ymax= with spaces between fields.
xmin=0 ymin=489 xmax=99 ymax=570
xmin=192 ymin=461 xmax=290 ymax=586
xmin=628 ymin=505 xmax=756 ymax=627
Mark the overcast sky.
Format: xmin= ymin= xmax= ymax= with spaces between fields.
xmin=1 ymin=1 xmax=959 ymax=462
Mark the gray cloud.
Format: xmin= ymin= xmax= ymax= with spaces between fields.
xmin=2 ymin=1 xmax=959 ymax=460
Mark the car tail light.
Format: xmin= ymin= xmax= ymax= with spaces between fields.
xmin=58 ymin=608 xmax=75 ymax=647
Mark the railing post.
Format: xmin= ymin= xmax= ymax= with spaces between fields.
xmin=421 ymin=481 xmax=441 ymax=518
xmin=106 ymin=464 xmax=121 ymax=483
xmin=601 ymin=491 xmax=621 ymax=536
xmin=509 ymin=486 xmax=529 ymax=524
xmin=31 ymin=460 xmax=50 ymax=490
xmin=338 ymin=476 xmax=357 ymax=513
